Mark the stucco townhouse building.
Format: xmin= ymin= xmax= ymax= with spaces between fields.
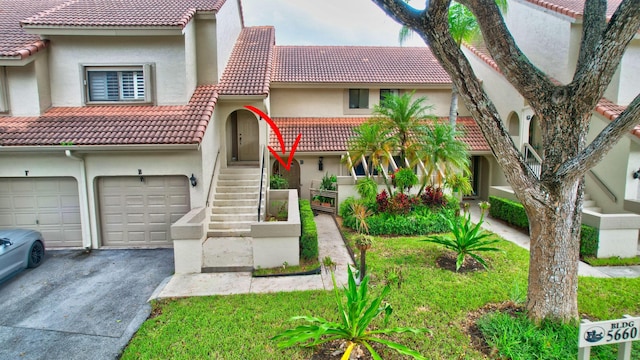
xmin=0 ymin=0 xmax=637 ymax=266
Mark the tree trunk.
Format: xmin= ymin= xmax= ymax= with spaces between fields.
xmin=449 ymin=84 xmax=458 ymax=128
xmin=359 ymin=249 xmax=367 ymax=281
xmin=524 ymin=179 xmax=582 ymax=322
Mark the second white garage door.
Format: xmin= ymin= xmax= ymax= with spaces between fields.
xmin=98 ymin=176 xmax=190 ymax=247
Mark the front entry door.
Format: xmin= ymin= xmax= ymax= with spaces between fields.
xmin=236 ymin=112 xmax=259 ymax=161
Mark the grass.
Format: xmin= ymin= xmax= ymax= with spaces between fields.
xmin=122 ymin=231 xmax=640 ymax=359
xmin=252 ymin=258 xmax=320 ymax=276
xmin=583 ymin=256 xmax=640 ymax=267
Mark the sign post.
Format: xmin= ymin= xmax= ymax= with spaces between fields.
xmin=578 ymin=315 xmax=639 ymax=360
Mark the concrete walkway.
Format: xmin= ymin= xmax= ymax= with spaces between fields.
xmin=155 ymin=214 xmax=353 ymax=299
xmin=467 ymin=202 xmax=640 ymax=279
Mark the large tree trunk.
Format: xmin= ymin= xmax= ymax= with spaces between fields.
xmin=524 ymin=178 xmax=582 ymax=322
xmin=449 ymin=84 xmax=458 ymax=127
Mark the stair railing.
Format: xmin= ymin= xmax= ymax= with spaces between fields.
xmin=522 ymin=143 xmax=542 ymax=179
xmin=257 ymin=145 xmax=266 ymax=222
xmin=587 ymin=170 xmax=617 ymax=203
xmin=205 ymin=149 xmax=221 ymax=208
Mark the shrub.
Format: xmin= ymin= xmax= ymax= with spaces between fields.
xmin=421 ymin=186 xmax=447 ymax=207
xmin=393 ymin=167 xmax=418 ymax=193
xmin=270 ymin=174 xmax=289 ymax=189
xmin=376 ymin=190 xmax=389 ymax=213
xmin=299 ymin=200 xmax=318 ymax=261
xmin=355 ymin=177 xmax=378 ymax=204
xmin=339 ymin=196 xmax=358 ymax=218
xmin=387 ymin=192 xmax=412 ymax=214
xmin=488 ymin=196 xmax=599 ymax=257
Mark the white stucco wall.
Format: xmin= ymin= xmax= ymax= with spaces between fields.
xmin=5 ymin=61 xmax=43 ymax=116
xmin=615 ymin=38 xmax=640 ymax=106
xmin=270 ymin=87 xmax=457 ymax=118
xmin=183 ymin=21 xmax=198 ymax=99
xmin=506 ymin=0 xmax=576 ymax=84
xmin=586 ymin=114 xmax=635 ymax=213
xmin=215 ymin=0 xmax=243 ymax=83
xmin=196 ymin=16 xmax=218 ymax=85
xmin=48 ymin=36 xmax=188 ymax=106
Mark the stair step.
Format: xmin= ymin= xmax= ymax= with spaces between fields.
xmin=211 ymin=205 xmax=258 ymax=214
xmin=202 ymin=266 xmax=253 ymax=273
xmin=218 ymin=179 xmax=260 ymax=187
xmin=216 ymin=186 xmax=260 ymax=193
xmin=212 ymin=199 xmax=258 ymax=207
xmin=221 ymin=167 xmax=260 ymax=174
xmin=209 ymin=220 xmax=254 ymax=230
xmin=583 ymin=200 xmax=597 ymax=208
xmin=211 ymin=213 xmax=256 ymax=222
xmin=214 ymin=192 xmax=260 ymax=200
xmin=584 ymin=207 xmax=602 ymax=213
xmin=207 ymin=229 xmax=252 ymax=237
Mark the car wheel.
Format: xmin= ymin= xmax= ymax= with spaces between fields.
xmin=28 ymin=241 xmax=45 ymax=268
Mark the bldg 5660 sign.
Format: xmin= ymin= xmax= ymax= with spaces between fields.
xmin=579 ymin=316 xmax=640 ymax=348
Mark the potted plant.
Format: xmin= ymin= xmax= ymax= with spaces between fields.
xmin=311 ymin=195 xmax=322 ymax=206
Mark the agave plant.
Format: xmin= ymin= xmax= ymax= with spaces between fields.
xmin=423 ymin=202 xmax=503 ymax=271
xmin=272 ymin=267 xmax=428 ymax=360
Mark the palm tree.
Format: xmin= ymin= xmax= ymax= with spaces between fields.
xmin=399 ymin=1 xmax=506 ymax=127
xmin=372 ymin=92 xmax=434 ymax=164
xmin=418 ymin=120 xmax=470 ymax=190
xmin=346 ymin=121 xmax=396 ymax=179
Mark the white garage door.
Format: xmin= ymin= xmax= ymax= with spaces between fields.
xmin=98 ymin=176 xmax=190 ymax=247
xmin=0 ymin=178 xmax=83 ymax=247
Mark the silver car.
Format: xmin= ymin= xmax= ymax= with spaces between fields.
xmin=0 ymin=229 xmax=45 ymax=280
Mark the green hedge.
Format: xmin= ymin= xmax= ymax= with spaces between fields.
xmin=299 ymin=200 xmax=319 ymax=261
xmin=488 ymin=196 xmax=599 ymax=257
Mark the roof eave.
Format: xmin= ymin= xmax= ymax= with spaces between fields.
xmin=21 ymin=26 xmax=184 ymax=36
xmin=270 ymin=82 xmax=452 ymax=89
xmin=0 ymin=144 xmax=200 ymax=152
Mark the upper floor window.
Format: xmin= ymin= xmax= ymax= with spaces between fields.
xmin=85 ymin=65 xmax=151 ymax=104
xmin=380 ymin=89 xmax=399 ymax=103
xmin=348 ymin=89 xmax=369 ymax=109
xmin=0 ymin=67 xmax=7 ymax=113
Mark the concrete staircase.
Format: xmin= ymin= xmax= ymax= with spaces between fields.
xmin=583 ymin=193 xmax=602 ymax=213
xmin=208 ymin=166 xmax=265 ymax=237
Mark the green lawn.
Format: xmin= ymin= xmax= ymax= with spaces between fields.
xmin=122 ymin=234 xmax=640 ymax=359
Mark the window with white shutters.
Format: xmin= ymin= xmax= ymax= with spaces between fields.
xmin=85 ymin=65 xmax=151 ymax=104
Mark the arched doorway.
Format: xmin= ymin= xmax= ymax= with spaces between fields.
xmin=507 ymin=112 xmax=520 ymax=136
xmin=227 ymin=109 xmax=259 ymax=164
xmin=273 ymin=159 xmax=301 ymax=195
xmin=528 ymin=115 xmax=542 ymax=152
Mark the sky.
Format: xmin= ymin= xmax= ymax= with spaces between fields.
xmin=241 ymin=0 xmax=427 ymax=47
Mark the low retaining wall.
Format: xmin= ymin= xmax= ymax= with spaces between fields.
xmin=251 ymin=189 xmax=301 ymax=268
xmin=171 ymin=207 xmax=207 ymax=274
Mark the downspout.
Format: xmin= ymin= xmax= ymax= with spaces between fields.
xmin=65 ymin=150 xmax=93 ymax=250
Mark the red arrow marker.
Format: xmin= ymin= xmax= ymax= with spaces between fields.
xmin=244 ymin=105 xmax=302 ymax=171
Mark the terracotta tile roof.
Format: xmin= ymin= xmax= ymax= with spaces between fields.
xmin=270 ymin=117 xmax=490 ymax=153
xmin=523 ymin=0 xmax=621 ymax=19
xmin=20 ymin=0 xmax=228 ymax=28
xmin=0 ymin=0 xmax=69 ymax=59
xmin=0 ymin=85 xmax=218 ymax=146
xmin=272 ymin=46 xmax=451 ymax=85
xmin=465 ymin=43 xmax=635 ymax=138
xmin=217 ymin=26 xmax=274 ymax=96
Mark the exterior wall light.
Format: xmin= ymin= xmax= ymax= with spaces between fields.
xmin=318 ymin=157 xmax=324 ymax=171
xmin=633 ymin=169 xmax=640 ymax=179
xmin=190 ymin=174 xmax=198 ymax=187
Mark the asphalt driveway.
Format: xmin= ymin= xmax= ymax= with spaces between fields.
xmin=0 ymin=248 xmax=173 ymax=360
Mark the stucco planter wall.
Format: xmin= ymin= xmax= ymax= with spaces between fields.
xmin=251 ymin=189 xmax=301 ymax=268
xmin=171 ymin=207 xmax=207 ymax=274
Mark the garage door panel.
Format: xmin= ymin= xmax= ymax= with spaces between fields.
xmin=99 ymin=176 xmax=189 ymax=247
xmin=0 ymin=178 xmax=82 ymax=248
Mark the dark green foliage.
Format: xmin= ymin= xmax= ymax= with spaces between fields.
xmin=299 ymin=200 xmax=318 ymax=261
xmin=580 ymin=225 xmax=599 ymax=257
xmin=489 ymin=196 xmax=599 ymax=257
xmin=270 ymin=174 xmax=289 ymax=189
xmin=477 ymin=311 xmax=640 ymax=360
xmin=345 ymin=204 xmax=456 ymax=236
xmin=355 ymin=177 xmax=378 ymax=203
xmin=488 ymin=196 xmax=529 ymax=229
xmin=339 ymin=196 xmax=358 ymax=218
xmin=392 ymin=167 xmax=418 ymax=193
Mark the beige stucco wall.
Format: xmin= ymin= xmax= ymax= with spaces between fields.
xmin=269 ymin=87 xmax=460 ymax=118
xmin=196 ymin=16 xmax=218 ymax=85
xmin=613 ymin=38 xmax=640 ymax=106
xmin=183 ymin=21 xmax=198 ymax=99
xmin=506 ymin=0 xmax=576 ymax=84
xmin=215 ymin=0 xmax=243 ymax=83
xmin=48 ymin=35 xmax=188 ymax=106
xmin=215 ymin=99 xmax=270 ymax=167
xmin=5 ymin=60 xmax=47 ymax=116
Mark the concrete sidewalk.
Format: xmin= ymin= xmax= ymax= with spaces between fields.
xmin=467 ymin=202 xmax=640 ymax=279
xmin=154 ymin=214 xmax=353 ymax=299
